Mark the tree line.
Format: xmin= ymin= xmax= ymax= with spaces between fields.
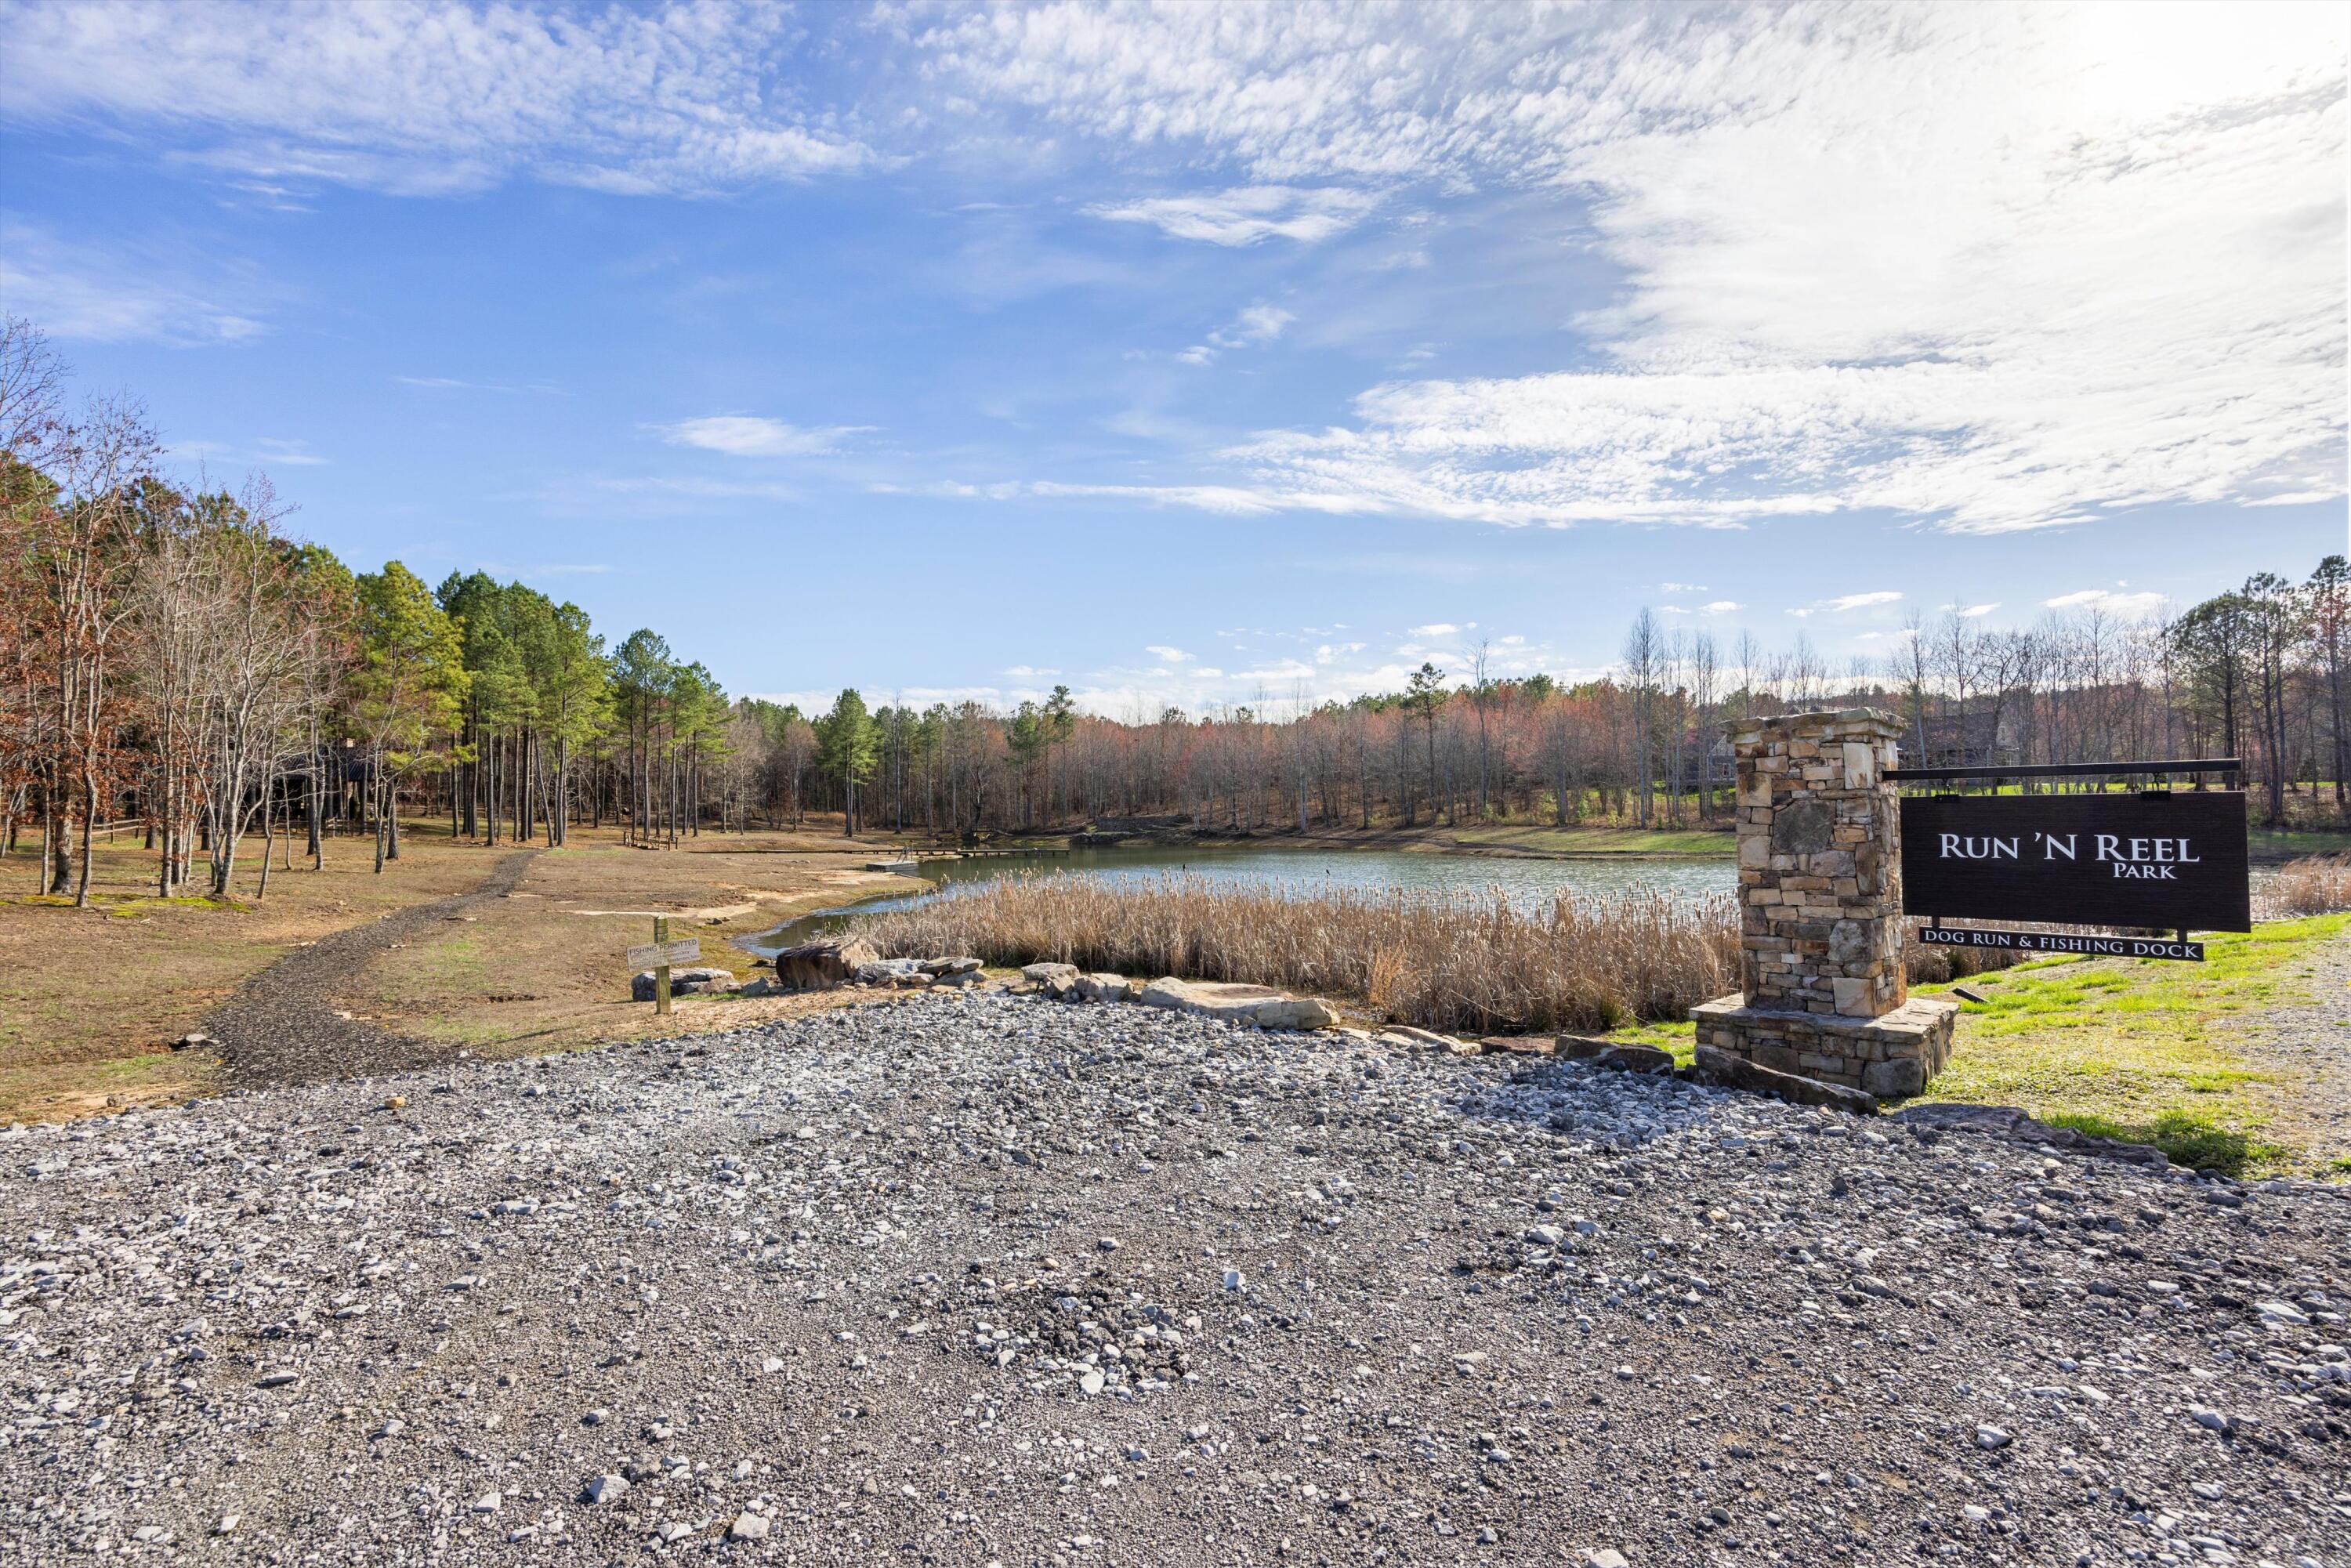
xmin=0 ymin=316 xmax=763 ymax=900
xmin=734 ymin=554 xmax=2346 ymax=844
xmin=5 ymin=313 xmax=2344 ymax=900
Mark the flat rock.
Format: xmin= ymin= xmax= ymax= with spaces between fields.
xmin=1588 ymin=1042 xmax=1674 ymax=1075
xmin=1688 ymin=1044 xmax=1878 ymax=1113
xmin=1479 ymin=1035 xmax=1556 ymax=1057
xmin=1139 ymin=978 xmax=1335 ymax=1030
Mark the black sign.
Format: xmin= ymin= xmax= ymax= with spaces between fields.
xmin=1917 ymin=925 xmax=2204 ymax=962
xmin=1900 ymin=791 xmax=2249 ymax=932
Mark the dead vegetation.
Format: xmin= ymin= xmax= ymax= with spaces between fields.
xmin=851 ymin=871 xmax=1743 ymax=1036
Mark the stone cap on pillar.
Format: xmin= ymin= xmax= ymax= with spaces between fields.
xmin=1720 ymin=706 xmax=1904 ymax=745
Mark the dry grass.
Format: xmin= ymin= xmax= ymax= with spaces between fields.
xmin=850 ymin=871 xmax=1741 ymax=1035
xmin=2265 ymin=856 xmax=2351 ymax=917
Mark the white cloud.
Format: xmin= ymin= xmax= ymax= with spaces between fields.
xmin=1145 ymin=646 xmax=1191 ymax=664
xmin=1661 ymin=582 xmax=1708 ymax=593
xmin=656 ymin=416 xmax=869 ymax=458
xmin=1699 ymin=599 xmax=1741 ymax=615
xmin=1086 ymin=185 xmax=1378 ymax=245
xmin=1957 ymin=602 xmax=2001 ymax=617
xmin=2045 ymin=588 xmax=2169 ymax=617
xmin=1407 ymin=622 xmax=1458 ymax=637
xmin=1182 ymin=301 xmax=1298 ymax=366
xmin=928 ymin=2 xmax=2347 ymax=533
xmin=0 ymin=0 xmax=872 ymax=195
xmin=1789 ymin=590 xmax=1903 ymax=618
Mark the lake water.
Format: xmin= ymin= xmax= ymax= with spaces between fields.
xmin=738 ymin=843 xmax=1736 ymax=957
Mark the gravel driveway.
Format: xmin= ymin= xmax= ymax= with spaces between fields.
xmin=2 ymin=990 xmax=2346 ymax=1565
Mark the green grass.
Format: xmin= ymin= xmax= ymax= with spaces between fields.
xmin=1908 ymin=914 xmax=2346 ymax=1175
xmin=1600 ymin=914 xmax=2347 ymax=1178
xmin=2250 ymin=827 xmax=2351 ymax=860
xmin=1442 ymin=824 xmax=1736 ymax=857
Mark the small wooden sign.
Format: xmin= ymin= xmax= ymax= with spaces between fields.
xmin=627 ymin=937 xmax=701 ymax=969
xmin=1918 ymin=925 xmax=2204 ymax=962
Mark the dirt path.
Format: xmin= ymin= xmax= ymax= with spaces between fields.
xmin=204 ymin=849 xmax=540 ymax=1088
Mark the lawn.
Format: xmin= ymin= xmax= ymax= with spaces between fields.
xmin=1603 ymin=914 xmax=2350 ymax=1178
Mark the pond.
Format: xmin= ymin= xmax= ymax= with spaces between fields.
xmin=737 ymin=843 xmax=1737 ymax=958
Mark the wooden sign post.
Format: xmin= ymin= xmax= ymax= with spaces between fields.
xmin=626 ymin=917 xmax=701 ymax=1015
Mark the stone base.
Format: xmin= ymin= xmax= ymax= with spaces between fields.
xmin=1690 ymin=993 xmax=1958 ymax=1099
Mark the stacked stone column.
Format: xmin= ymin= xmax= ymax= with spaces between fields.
xmin=1691 ymin=708 xmax=1956 ymax=1099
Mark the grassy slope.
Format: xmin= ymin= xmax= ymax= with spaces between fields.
xmin=1607 ymin=914 xmax=2349 ymax=1178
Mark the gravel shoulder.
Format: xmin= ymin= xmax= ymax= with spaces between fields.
xmin=3 ymin=991 xmax=2346 ymax=1566
xmin=201 ymin=849 xmax=539 ymax=1088
xmin=2237 ymin=927 xmax=2351 ymax=1173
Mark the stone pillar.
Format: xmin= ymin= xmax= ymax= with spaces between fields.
xmin=1690 ymin=708 xmax=1957 ymax=1099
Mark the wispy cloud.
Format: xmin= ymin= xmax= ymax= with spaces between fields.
xmin=0 ymin=0 xmax=873 ymax=196
xmin=1086 ymin=186 xmax=1378 ymax=246
xmin=1181 ymin=302 xmax=1296 ymax=366
xmin=1789 ymin=591 xmax=1902 ymax=619
xmin=397 ymin=375 xmax=563 ymax=396
xmin=2045 ymin=588 xmax=2168 ymax=617
xmin=0 ymin=216 xmax=266 ymax=344
xmin=171 ymin=436 xmax=324 ymax=469
xmin=655 ymin=416 xmax=870 ymax=458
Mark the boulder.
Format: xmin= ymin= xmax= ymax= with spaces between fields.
xmin=918 ymin=956 xmax=983 ymax=976
xmin=1077 ymin=972 xmax=1139 ymax=1003
xmin=773 ymin=936 xmax=878 ymax=991
xmin=1139 ymin=978 xmax=1337 ymax=1030
xmin=928 ymin=969 xmax=988 ymax=989
xmin=1020 ymin=962 xmax=1080 ymax=985
xmin=631 ymin=966 xmax=738 ymax=1002
xmin=1688 ymin=1044 xmax=1878 ymax=1114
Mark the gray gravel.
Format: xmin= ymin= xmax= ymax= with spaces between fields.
xmin=4 ymin=990 xmax=2348 ymax=1566
xmin=205 ymin=850 xmax=538 ymax=1088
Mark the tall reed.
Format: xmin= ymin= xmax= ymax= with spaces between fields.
xmin=850 ymin=871 xmax=1741 ymax=1036
xmin=2264 ymin=856 xmax=2351 ymax=918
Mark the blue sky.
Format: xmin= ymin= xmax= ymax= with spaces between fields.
xmin=2 ymin=1 xmax=2344 ymax=713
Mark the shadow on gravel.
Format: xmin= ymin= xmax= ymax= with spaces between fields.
xmin=204 ymin=849 xmax=539 ymax=1089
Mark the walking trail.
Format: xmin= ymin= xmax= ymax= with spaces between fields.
xmin=204 ymin=849 xmax=539 ymax=1088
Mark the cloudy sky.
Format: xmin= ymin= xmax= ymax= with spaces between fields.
xmin=2 ymin=0 xmax=2343 ymax=712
